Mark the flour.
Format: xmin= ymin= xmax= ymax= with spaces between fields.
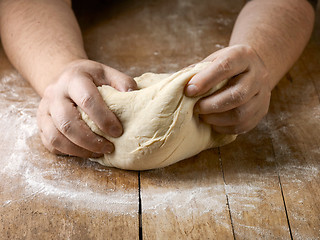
xmin=1 ymin=113 xmax=138 ymax=214
xmin=1 ymin=67 xmax=319 ymax=225
xmin=24 ymin=167 xmax=137 ymax=213
xmin=142 ymin=185 xmax=227 ymax=216
xmin=0 ymin=71 xmax=138 ymax=215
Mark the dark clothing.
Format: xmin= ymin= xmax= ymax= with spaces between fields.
xmin=308 ymin=0 xmax=318 ymax=9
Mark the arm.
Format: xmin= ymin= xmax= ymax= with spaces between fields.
xmin=185 ymin=0 xmax=315 ymax=134
xmin=0 ymin=0 xmax=85 ymax=95
xmin=0 ymin=0 xmax=137 ymax=157
xmin=229 ymin=0 xmax=315 ymax=89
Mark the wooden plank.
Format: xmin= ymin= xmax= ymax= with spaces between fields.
xmin=268 ymin=13 xmax=320 ymax=236
xmin=128 ymin=0 xmax=245 ymax=238
xmin=265 ymin=4 xmax=320 ymax=233
xmin=270 ymin=109 xmax=320 ymax=239
xmin=219 ymin=120 xmax=291 ymax=239
xmin=4 ymin=0 xmax=319 ymax=239
xmin=268 ymin=56 xmax=320 ymax=239
xmin=78 ymin=0 xmax=245 ymax=76
xmin=0 ymin=34 xmax=139 ymax=240
xmin=217 ymin=5 xmax=320 ymax=239
xmin=140 ymin=150 xmax=234 ymax=239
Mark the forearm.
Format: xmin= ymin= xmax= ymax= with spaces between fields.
xmin=229 ymin=0 xmax=315 ymax=89
xmin=0 ymin=0 xmax=87 ymax=96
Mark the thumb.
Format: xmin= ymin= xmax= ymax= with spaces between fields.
xmin=101 ymin=64 xmax=138 ymax=92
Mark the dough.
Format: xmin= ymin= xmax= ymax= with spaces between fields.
xmin=80 ymin=62 xmax=236 ymax=170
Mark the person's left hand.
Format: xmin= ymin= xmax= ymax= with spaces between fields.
xmin=185 ymin=44 xmax=271 ymax=134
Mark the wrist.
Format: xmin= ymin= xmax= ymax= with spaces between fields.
xmin=38 ymin=56 xmax=88 ymax=97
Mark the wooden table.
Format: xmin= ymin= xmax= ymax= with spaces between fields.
xmin=1 ymin=0 xmax=319 ymax=239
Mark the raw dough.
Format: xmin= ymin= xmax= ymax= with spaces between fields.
xmin=80 ymin=62 xmax=236 ymax=170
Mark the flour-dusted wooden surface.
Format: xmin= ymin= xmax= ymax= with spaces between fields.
xmin=0 ymin=56 xmax=139 ymax=239
xmin=0 ymin=0 xmax=319 ymax=239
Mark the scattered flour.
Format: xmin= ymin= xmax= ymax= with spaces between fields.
xmin=142 ymin=185 xmax=227 ymax=217
xmin=0 ymin=71 xmax=138 ymax=215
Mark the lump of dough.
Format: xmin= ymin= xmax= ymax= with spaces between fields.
xmin=79 ymin=62 xmax=236 ymax=170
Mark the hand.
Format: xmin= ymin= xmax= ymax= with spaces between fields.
xmin=185 ymin=44 xmax=271 ymax=134
xmin=37 ymin=59 xmax=137 ymax=157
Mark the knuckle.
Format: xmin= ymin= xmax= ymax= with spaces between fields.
xmin=230 ymin=88 xmax=246 ymax=104
xmin=80 ymin=94 xmax=95 ymax=109
xmin=218 ymin=58 xmax=232 ymax=74
xmin=58 ymin=120 xmax=72 ymax=134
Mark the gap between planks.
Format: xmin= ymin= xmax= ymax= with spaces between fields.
xmin=218 ymin=148 xmax=236 ymax=240
xmin=138 ymin=171 xmax=143 ymax=240
xmin=277 ymin=174 xmax=293 ymax=240
xmin=267 ymin=116 xmax=293 ymax=239
xmin=269 ymin=136 xmax=294 ymax=240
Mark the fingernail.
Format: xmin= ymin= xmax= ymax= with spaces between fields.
xmin=186 ymin=84 xmax=199 ymax=97
xmin=102 ymin=143 xmax=114 ymax=153
xmin=127 ymin=88 xmax=134 ymax=92
xmin=110 ymin=126 xmax=122 ymax=137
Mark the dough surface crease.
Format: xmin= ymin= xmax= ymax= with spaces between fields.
xmin=80 ymin=62 xmax=236 ymax=170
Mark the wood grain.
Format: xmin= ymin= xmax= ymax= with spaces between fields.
xmin=219 ymin=121 xmax=291 ymax=239
xmin=140 ymin=150 xmax=234 ymax=240
xmin=268 ymin=60 xmax=320 ymax=238
xmin=0 ymin=31 xmax=139 ymax=240
xmin=0 ymin=0 xmax=319 ymax=239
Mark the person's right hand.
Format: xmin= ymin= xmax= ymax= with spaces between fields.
xmin=37 ymin=59 xmax=138 ymax=158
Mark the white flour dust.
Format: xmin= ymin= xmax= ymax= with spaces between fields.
xmin=1 ymin=107 xmax=138 ymax=214
xmin=0 ymin=71 xmax=137 ymax=215
xmin=142 ymin=185 xmax=228 ymax=217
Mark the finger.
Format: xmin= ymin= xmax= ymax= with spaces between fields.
xmin=39 ymin=114 xmax=103 ymax=158
xmin=195 ymin=73 xmax=260 ymax=114
xmin=209 ymin=90 xmax=270 ymax=134
xmin=40 ymin=132 xmax=103 ymax=158
xmin=200 ymin=94 xmax=259 ymax=126
xmin=68 ymin=73 xmax=123 ymax=137
xmin=102 ymin=65 xmax=138 ymax=92
xmin=211 ymin=111 xmax=261 ymax=135
xmin=185 ymin=48 xmax=249 ymax=97
xmin=49 ymin=96 xmax=115 ymax=154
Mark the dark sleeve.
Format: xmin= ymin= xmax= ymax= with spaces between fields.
xmin=307 ymin=0 xmax=318 ymax=10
